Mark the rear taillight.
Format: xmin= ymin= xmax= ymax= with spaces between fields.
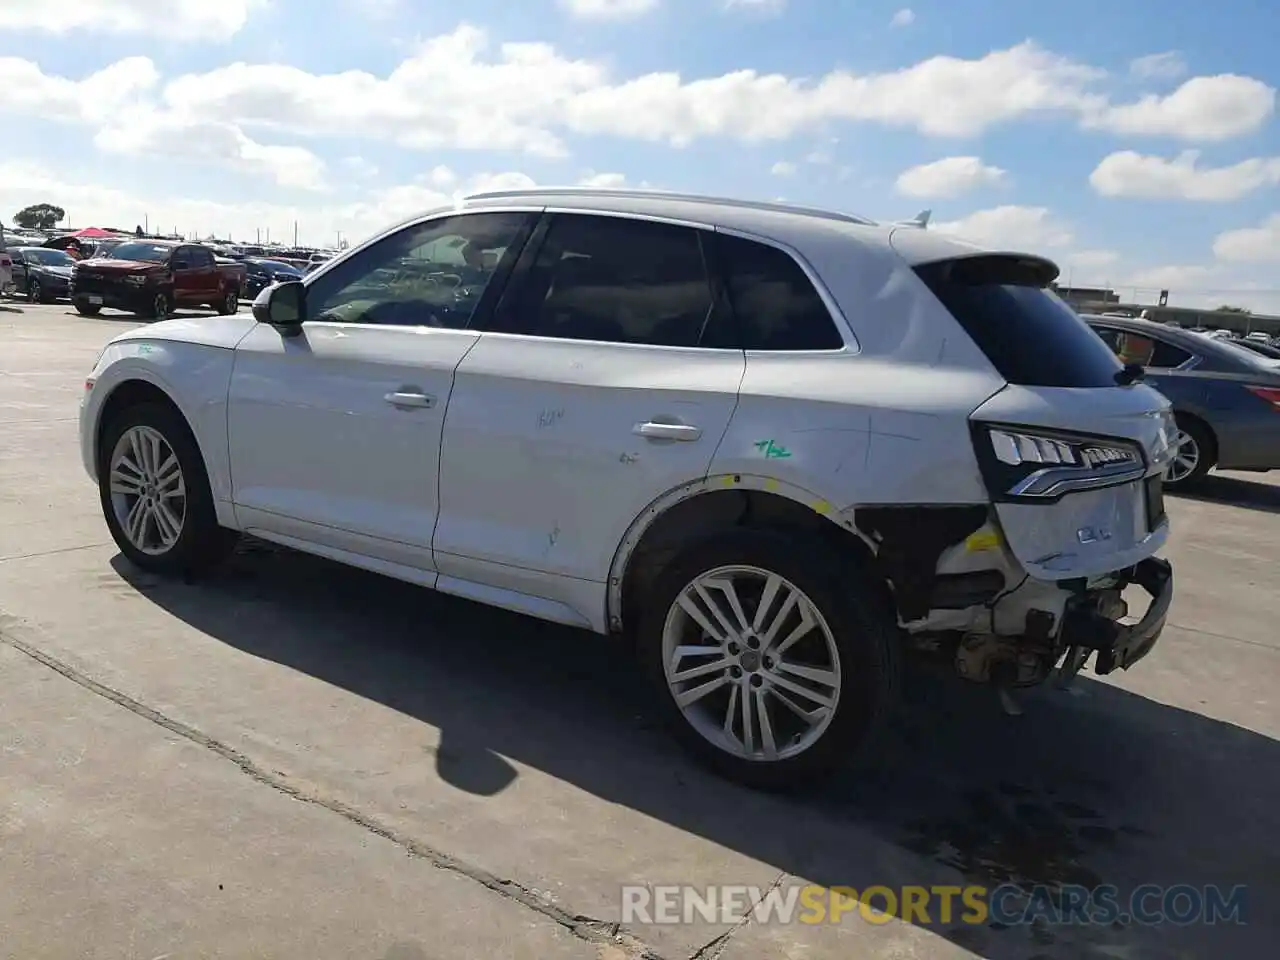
xmin=1246 ymin=385 xmax=1280 ymax=410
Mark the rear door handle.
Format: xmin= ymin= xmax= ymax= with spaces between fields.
xmin=633 ymin=421 xmax=702 ymax=441
xmin=384 ymin=390 xmax=436 ymax=409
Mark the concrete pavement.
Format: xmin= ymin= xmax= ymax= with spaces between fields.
xmin=1 ymin=299 xmax=1277 ymax=959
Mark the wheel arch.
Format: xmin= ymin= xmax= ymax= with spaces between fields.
xmin=1172 ymin=408 xmax=1219 ymax=465
xmin=94 ymin=376 xmax=214 ymax=493
xmin=606 ymin=474 xmax=882 ymax=639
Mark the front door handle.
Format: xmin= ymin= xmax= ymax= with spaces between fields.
xmin=384 ymin=390 xmax=436 ymax=409
xmin=633 ymin=421 xmax=702 ymax=441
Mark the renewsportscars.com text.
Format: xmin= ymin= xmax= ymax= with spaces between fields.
xmin=621 ymin=883 xmax=1248 ymax=927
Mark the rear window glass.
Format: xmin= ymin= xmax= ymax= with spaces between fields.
xmin=915 ymin=259 xmax=1124 ymax=388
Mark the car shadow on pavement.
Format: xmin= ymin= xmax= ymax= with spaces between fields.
xmin=111 ymin=545 xmax=1278 ymax=960
xmin=1170 ymin=475 xmax=1280 ymax=515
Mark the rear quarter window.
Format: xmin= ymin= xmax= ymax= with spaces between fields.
xmin=915 ymin=258 xmax=1124 ymax=388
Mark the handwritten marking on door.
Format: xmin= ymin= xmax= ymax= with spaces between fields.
xmin=754 ymin=439 xmax=791 ymax=459
xmin=537 ymin=408 xmax=565 ymax=428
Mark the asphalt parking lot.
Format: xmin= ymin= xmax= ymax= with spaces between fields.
xmin=2 ymin=298 xmax=1277 ymax=960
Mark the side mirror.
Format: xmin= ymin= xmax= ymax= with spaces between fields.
xmin=253 ymin=279 xmax=305 ymax=336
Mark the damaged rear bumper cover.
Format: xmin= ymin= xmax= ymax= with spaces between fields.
xmin=1061 ymin=557 xmax=1174 ymax=675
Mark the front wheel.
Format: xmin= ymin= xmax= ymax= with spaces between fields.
xmin=74 ymin=298 xmax=101 ymax=316
xmin=147 ymin=292 xmax=171 ymax=322
xmin=636 ymin=528 xmax=900 ymax=790
xmin=98 ymin=402 xmax=238 ymax=575
xmin=28 ymin=279 xmax=44 ymax=303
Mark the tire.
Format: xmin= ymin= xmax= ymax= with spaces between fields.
xmin=28 ymin=279 xmax=44 ymax=303
xmin=148 ymin=292 xmax=171 ymax=322
xmin=97 ymin=401 xmax=238 ymax=576
xmin=74 ymin=299 xmax=101 ymax=316
xmin=636 ymin=527 xmax=900 ymax=790
xmin=216 ymin=288 xmax=239 ymax=315
xmin=1165 ymin=414 xmax=1214 ymax=488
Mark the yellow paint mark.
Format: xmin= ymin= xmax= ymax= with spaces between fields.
xmin=965 ymin=530 xmax=1001 ymax=553
xmin=764 ymin=478 xmax=779 ymax=491
xmin=812 ymin=500 xmax=831 ymax=514
xmin=719 ymin=475 xmax=735 ymax=487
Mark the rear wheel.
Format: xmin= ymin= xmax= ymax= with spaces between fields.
xmin=1165 ymin=415 xmax=1214 ymax=488
xmin=98 ymin=401 xmax=238 ymax=575
xmin=636 ymin=528 xmax=900 ymax=790
xmin=28 ymin=279 xmax=44 ymax=303
xmin=217 ymin=288 xmax=239 ymax=315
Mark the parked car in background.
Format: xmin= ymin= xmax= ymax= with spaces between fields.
xmin=81 ymin=188 xmax=1177 ymax=787
xmin=9 ymin=246 xmax=76 ymax=301
xmin=85 ymin=238 xmax=129 ymax=260
xmin=0 ymin=247 xmax=11 ymax=297
xmin=71 ymin=240 xmax=246 ymax=321
xmin=1227 ymin=337 xmax=1280 ymax=361
xmin=1084 ymin=315 xmax=1280 ymax=487
xmin=243 ymin=258 xmax=304 ymax=299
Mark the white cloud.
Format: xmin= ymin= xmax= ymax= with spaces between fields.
xmin=0 ymin=0 xmax=262 ymax=40
xmin=342 ymin=157 xmax=379 ymax=179
xmin=0 ymin=159 xmax=538 ymax=247
xmin=723 ymin=0 xmax=786 ymax=13
xmin=1213 ymin=215 xmax=1280 ymax=263
xmin=1085 ymin=75 xmax=1276 ymax=141
xmin=933 ymin=205 xmax=1073 ymax=251
xmin=0 ymin=29 xmax=1273 ymax=193
xmin=559 ymin=0 xmax=659 ymax=18
xmin=1090 ymin=150 xmax=1280 ymax=201
xmin=770 ymin=161 xmax=797 ymax=176
xmin=895 ymin=156 xmax=1006 ymax=198
xmin=1065 ymin=249 xmax=1121 ymax=271
xmin=1129 ymin=52 xmax=1187 ymax=82
xmin=889 ymin=9 xmax=915 ymax=28
xmin=577 ymin=171 xmax=628 ymax=187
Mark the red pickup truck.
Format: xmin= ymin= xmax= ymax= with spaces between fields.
xmin=70 ymin=239 xmax=246 ymax=321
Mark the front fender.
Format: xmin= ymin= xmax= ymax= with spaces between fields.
xmin=85 ymin=340 xmax=238 ymax=503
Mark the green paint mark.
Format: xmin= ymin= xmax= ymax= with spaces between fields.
xmin=138 ymin=344 xmax=153 ymax=354
xmin=754 ymin=439 xmax=791 ymax=459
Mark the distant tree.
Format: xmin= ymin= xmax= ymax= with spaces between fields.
xmin=14 ymin=203 xmax=66 ymax=230
xmin=1217 ymin=304 xmax=1251 ymax=314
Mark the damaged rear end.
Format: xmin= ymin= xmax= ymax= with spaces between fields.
xmin=899 ymin=246 xmax=1177 ymax=691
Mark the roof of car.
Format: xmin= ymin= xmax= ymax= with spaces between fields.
xmin=456 ymin=187 xmax=1044 ymax=270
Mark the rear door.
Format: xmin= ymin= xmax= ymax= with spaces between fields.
xmin=915 ymin=257 xmax=1176 ymax=580
xmin=433 ymin=212 xmax=744 ymax=618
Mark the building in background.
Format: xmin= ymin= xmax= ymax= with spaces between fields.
xmin=1052 ymin=284 xmax=1280 ymax=337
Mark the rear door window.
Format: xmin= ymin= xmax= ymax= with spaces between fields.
xmin=713 ymin=233 xmax=844 ymax=350
xmin=915 ymin=257 xmax=1124 ymax=388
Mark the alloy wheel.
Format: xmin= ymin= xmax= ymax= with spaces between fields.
xmin=108 ymin=425 xmax=187 ymax=555
xmin=661 ymin=564 xmax=842 ymax=763
xmin=29 ymin=280 xmax=41 ymax=303
xmin=154 ymin=294 xmax=169 ymax=321
xmin=1166 ymin=429 xmax=1200 ymax=483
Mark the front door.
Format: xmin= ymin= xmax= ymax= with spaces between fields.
xmin=226 ymin=209 xmax=538 ymax=571
xmin=434 ymin=212 xmax=745 ymax=613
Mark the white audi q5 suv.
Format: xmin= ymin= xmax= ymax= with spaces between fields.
xmin=80 ymin=188 xmax=1176 ymax=788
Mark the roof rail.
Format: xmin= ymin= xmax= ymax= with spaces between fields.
xmin=460 ymin=186 xmax=877 ymax=226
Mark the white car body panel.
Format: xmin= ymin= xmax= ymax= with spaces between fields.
xmin=81 ymin=319 xmax=254 ymax=528
xmin=79 ymin=188 xmax=1175 ymax=661
xmin=434 ymin=332 xmax=744 ymax=629
xmin=226 ymin=322 xmax=480 ymax=571
xmin=970 ymin=383 xmax=1175 ymax=579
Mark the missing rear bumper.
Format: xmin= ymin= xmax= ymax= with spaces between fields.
xmin=1059 ymin=556 xmax=1174 ymax=674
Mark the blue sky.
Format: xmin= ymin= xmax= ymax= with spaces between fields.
xmin=1 ymin=0 xmax=1278 ymax=310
